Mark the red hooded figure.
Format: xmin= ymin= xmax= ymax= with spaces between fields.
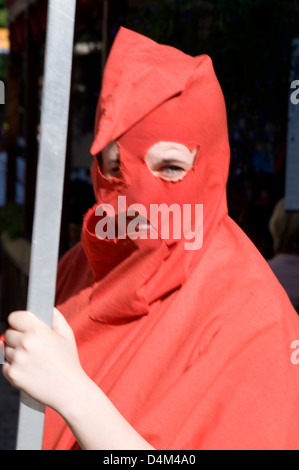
xmin=42 ymin=27 xmax=299 ymax=450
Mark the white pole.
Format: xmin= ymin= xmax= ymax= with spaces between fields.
xmin=16 ymin=0 xmax=77 ymax=450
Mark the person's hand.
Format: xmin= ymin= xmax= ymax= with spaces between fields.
xmin=2 ymin=308 xmax=85 ymax=414
xmin=2 ymin=309 xmax=155 ymax=450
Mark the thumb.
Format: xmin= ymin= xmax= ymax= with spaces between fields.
xmin=52 ymin=308 xmax=74 ymax=341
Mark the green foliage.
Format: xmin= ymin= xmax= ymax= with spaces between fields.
xmin=0 ymin=2 xmax=7 ymax=27
xmin=0 ymin=203 xmax=24 ymax=240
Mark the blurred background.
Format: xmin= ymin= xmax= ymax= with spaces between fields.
xmin=0 ymin=0 xmax=299 ymax=325
xmin=0 ymin=0 xmax=299 ymax=451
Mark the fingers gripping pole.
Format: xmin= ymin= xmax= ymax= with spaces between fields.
xmin=16 ymin=0 xmax=77 ymax=450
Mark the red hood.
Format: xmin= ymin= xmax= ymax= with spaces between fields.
xmin=42 ymin=28 xmax=299 ymax=452
xmin=81 ymin=27 xmax=230 ymax=309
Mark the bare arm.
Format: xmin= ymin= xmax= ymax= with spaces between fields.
xmin=2 ymin=309 xmax=154 ymax=450
xmin=61 ymin=372 xmax=154 ymax=450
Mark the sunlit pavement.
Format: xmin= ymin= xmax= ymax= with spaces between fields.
xmin=0 ymin=369 xmax=19 ymax=450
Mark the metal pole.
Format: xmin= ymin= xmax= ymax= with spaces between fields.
xmin=16 ymin=0 xmax=77 ymax=450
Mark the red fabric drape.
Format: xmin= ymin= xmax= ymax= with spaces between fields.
xmin=42 ymin=28 xmax=299 ymax=450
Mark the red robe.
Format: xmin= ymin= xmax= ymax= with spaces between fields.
xmin=42 ymin=27 xmax=299 ymax=450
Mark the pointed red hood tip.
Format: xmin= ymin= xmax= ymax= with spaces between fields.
xmin=90 ymin=27 xmax=212 ymax=156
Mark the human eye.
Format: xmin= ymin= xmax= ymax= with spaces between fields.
xmin=145 ymin=142 xmax=196 ymax=182
xmin=110 ymin=161 xmax=121 ymax=174
xmin=157 ymin=163 xmax=187 ymax=181
xmin=101 ymin=142 xmax=122 ymax=179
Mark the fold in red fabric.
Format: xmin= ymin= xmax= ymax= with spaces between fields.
xmin=42 ymin=27 xmax=299 ymax=450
